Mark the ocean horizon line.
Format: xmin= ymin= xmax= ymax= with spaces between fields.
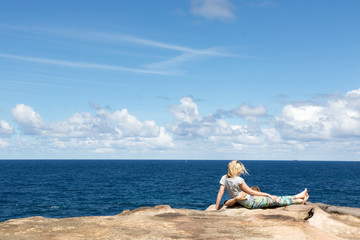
xmin=0 ymin=159 xmax=359 ymax=162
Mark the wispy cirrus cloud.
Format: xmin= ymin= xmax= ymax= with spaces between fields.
xmin=91 ymin=32 xmax=226 ymax=56
xmin=144 ymin=46 xmax=238 ymax=70
xmin=144 ymin=52 xmax=202 ymax=70
xmin=0 ymin=24 xmax=227 ymax=56
xmin=0 ymin=24 xmax=235 ymax=74
xmin=0 ymin=52 xmax=175 ymax=75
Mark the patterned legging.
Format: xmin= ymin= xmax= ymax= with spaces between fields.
xmin=240 ymin=195 xmax=299 ymax=209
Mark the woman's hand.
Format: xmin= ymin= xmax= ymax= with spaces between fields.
xmin=235 ymin=192 xmax=247 ymax=201
xmin=205 ymin=205 xmax=218 ymax=212
xmin=268 ymin=195 xmax=279 ymax=203
xmin=240 ymin=181 xmax=278 ymax=202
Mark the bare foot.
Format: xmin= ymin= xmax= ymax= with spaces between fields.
xmin=295 ymin=188 xmax=308 ymax=199
xmin=303 ymin=192 xmax=309 ymax=204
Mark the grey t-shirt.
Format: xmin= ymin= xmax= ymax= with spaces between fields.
xmin=220 ymin=175 xmax=244 ymax=199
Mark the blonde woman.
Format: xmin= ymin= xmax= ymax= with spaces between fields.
xmin=213 ymin=160 xmax=309 ymax=210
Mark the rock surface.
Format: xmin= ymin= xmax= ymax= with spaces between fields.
xmin=0 ymin=203 xmax=359 ymax=240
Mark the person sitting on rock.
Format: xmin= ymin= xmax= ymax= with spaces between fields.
xmin=213 ymin=160 xmax=309 ymax=210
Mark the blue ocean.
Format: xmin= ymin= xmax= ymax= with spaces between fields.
xmin=1 ymin=160 xmax=359 ymax=222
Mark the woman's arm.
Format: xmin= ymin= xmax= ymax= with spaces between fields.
xmin=224 ymin=192 xmax=247 ymax=207
xmin=240 ymin=181 xmax=278 ymax=202
xmin=215 ymin=184 xmax=225 ymax=210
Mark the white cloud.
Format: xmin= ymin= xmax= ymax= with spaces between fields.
xmin=0 ymin=139 xmax=9 ymax=148
xmin=169 ymin=97 xmax=202 ymax=124
xmin=167 ymin=97 xmax=213 ymax=137
xmin=261 ymin=128 xmax=282 ymax=143
xmin=275 ymin=88 xmax=360 ymax=140
xmin=12 ymin=104 xmax=46 ymax=135
xmin=94 ymin=148 xmax=115 ymax=154
xmin=5 ymin=89 xmax=360 ymax=159
xmin=167 ymin=97 xmax=262 ymax=146
xmin=191 ymin=0 xmax=236 ymax=20
xmin=233 ymin=104 xmax=267 ymax=117
xmin=11 ymin=104 xmax=174 ymax=152
xmin=165 ymin=92 xmax=360 ymax=159
xmin=345 ymin=88 xmax=360 ymax=98
xmin=96 ymin=109 xmax=161 ymax=138
xmin=15 ymin=108 xmax=163 ymax=139
xmin=0 ymin=120 xmax=14 ymax=135
xmin=48 ymin=112 xmax=97 ymax=138
xmin=47 ymin=127 xmax=174 ymax=153
xmin=275 ymin=104 xmax=329 ymax=140
xmin=214 ymin=104 xmax=267 ymax=119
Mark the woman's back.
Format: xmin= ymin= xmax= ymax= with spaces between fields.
xmin=220 ymin=175 xmax=244 ymax=198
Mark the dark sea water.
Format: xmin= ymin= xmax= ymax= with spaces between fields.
xmin=1 ymin=160 xmax=359 ymax=222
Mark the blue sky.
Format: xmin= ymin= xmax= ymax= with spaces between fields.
xmin=0 ymin=0 xmax=359 ymax=160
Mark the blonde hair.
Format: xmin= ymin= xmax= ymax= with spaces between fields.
xmin=227 ymin=160 xmax=248 ymax=178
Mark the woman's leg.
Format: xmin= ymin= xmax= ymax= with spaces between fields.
xmin=239 ymin=196 xmax=278 ymax=209
xmin=239 ymin=189 xmax=309 ymax=209
xmin=274 ymin=196 xmax=300 ymax=206
xmin=273 ymin=189 xmax=309 ymax=206
xmin=240 ymin=195 xmax=302 ymax=209
xmin=238 ymin=196 xmax=256 ymax=209
xmin=294 ymin=188 xmax=308 ymax=199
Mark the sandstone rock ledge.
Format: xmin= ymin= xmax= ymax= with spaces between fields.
xmin=1 ymin=203 xmax=359 ymax=240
